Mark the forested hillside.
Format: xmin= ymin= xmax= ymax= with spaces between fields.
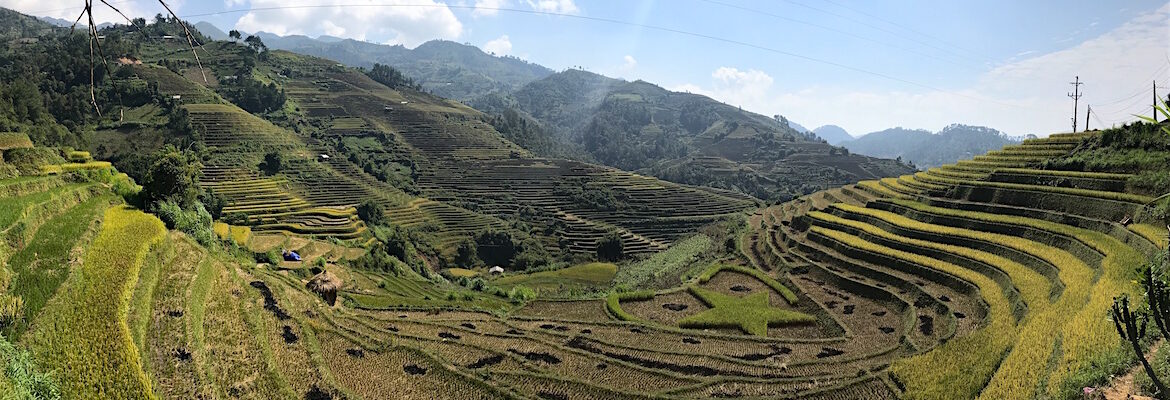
xmin=473 ymin=69 xmax=915 ymax=202
xmin=205 ymin=29 xmax=554 ymax=102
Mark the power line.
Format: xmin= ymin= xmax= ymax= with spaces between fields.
xmin=818 ymin=0 xmax=995 ymax=64
xmin=1094 ymin=62 xmax=1170 ymax=106
xmin=696 ymin=0 xmax=984 ymax=71
xmin=176 ymin=3 xmax=1040 ymax=111
xmin=1096 ymin=81 xmax=1167 ymax=116
xmin=773 ymin=0 xmax=992 ymax=66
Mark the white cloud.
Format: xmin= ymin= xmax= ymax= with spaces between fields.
xmin=233 ymin=0 xmax=463 ymax=47
xmin=621 ymin=55 xmax=637 ymax=70
xmin=1 ymin=0 xmax=159 ymax=25
xmin=483 ymin=34 xmax=512 ymax=55
xmin=671 ymin=2 xmax=1170 ymax=136
xmin=526 ymin=0 xmax=578 ymax=14
xmin=225 ymin=0 xmax=248 ymax=7
xmin=473 ymin=0 xmax=505 ymax=16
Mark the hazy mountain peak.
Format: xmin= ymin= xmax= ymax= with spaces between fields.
xmin=812 ymin=125 xmax=852 ymax=145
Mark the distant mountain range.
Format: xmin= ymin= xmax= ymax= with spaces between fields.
xmin=188 ymin=22 xmax=913 ymax=200
xmin=842 ymin=124 xmax=1020 ymax=169
xmin=812 ymin=125 xmax=853 ymax=145
xmin=195 ymin=22 xmax=552 ymax=102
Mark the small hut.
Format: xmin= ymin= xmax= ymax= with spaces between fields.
xmin=489 ymin=266 xmax=504 ymax=275
xmin=306 ymin=270 xmax=342 ymax=306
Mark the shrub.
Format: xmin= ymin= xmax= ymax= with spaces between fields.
xmin=507 ymin=286 xmax=537 ymax=303
xmin=470 ymin=278 xmax=488 ymax=292
xmin=476 ymin=230 xmax=518 ymax=267
xmin=141 ymin=146 xmax=202 ymax=207
xmin=356 ymin=199 xmax=385 ymax=226
xmin=453 ymin=239 xmax=480 ymax=267
xmin=258 ymin=151 xmax=283 ymax=176
xmin=596 ymin=231 xmax=624 ymax=262
xmin=262 ymin=250 xmax=282 ymax=265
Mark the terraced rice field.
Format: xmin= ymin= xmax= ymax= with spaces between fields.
xmin=745 ymin=131 xmax=1162 ymax=399
xmin=273 ymin=54 xmax=758 ymax=256
xmin=5 ymin=127 xmax=1162 ymax=400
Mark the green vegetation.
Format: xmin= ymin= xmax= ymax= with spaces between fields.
xmin=0 ymin=333 xmax=59 ymax=400
xmin=678 ymin=286 xmax=814 ymax=336
xmin=612 ymin=234 xmax=712 ymax=290
xmin=492 ymin=262 xmax=617 ymax=294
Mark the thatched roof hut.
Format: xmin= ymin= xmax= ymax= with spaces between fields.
xmin=307 ymin=270 xmax=342 ymax=306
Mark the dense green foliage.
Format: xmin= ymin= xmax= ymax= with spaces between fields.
xmin=352 ymin=224 xmax=435 ymax=278
xmin=257 ymin=151 xmax=283 ymax=176
xmin=595 ymin=231 xmax=624 ymax=262
xmin=0 ymin=333 xmax=60 ymax=400
xmin=140 ymin=145 xmax=202 ymax=207
xmin=220 ymin=77 xmax=285 ymax=114
xmin=1044 ymin=121 xmax=1170 ymax=222
xmin=365 ymin=63 xmax=419 ymax=91
xmin=356 ymin=199 xmax=386 ymax=226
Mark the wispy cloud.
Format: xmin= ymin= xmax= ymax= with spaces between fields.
xmin=672 ymin=2 xmax=1170 ymax=136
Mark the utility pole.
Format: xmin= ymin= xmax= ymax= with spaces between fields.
xmin=1085 ymin=105 xmax=1092 ymax=132
xmin=1156 ymin=80 xmax=1159 ymax=121
xmin=1068 ymin=76 xmax=1083 ymax=133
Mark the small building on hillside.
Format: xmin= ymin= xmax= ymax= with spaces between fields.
xmin=489 ymin=266 xmax=504 ymax=275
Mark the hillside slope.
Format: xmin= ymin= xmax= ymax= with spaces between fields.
xmin=812 ymin=124 xmax=853 ymax=145
xmin=232 ymin=31 xmax=554 ymax=101
xmin=474 ymin=69 xmax=914 ymax=202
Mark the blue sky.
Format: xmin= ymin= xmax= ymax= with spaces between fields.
xmin=8 ymin=0 xmax=1170 ymax=136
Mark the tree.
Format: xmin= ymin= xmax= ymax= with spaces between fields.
xmin=141 ymin=145 xmax=202 ymax=207
xmin=356 ymin=199 xmax=386 ymax=226
xmin=454 ymin=239 xmax=480 ymax=267
xmin=366 ymin=63 xmax=419 ymax=90
xmin=258 ymin=151 xmax=283 ymax=175
xmin=228 ymin=30 xmax=241 ymax=41
xmin=476 ymin=230 xmax=518 ymax=267
xmin=596 ymin=231 xmax=624 ymax=262
xmin=244 ymin=35 xmax=267 ymax=53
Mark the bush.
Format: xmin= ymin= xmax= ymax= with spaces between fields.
xmin=152 ymin=200 xmax=214 ymax=245
xmin=262 ymin=250 xmax=282 ymax=265
xmin=596 ymin=231 xmax=624 ymax=262
xmin=356 ymin=199 xmax=385 ymax=226
xmin=141 ymin=146 xmax=202 ymax=207
xmin=507 ymin=286 xmax=537 ymax=303
xmin=476 ymin=230 xmax=519 ymax=267
xmin=258 ymin=151 xmax=283 ymax=176
xmin=454 ymin=239 xmax=480 ymax=267
xmin=470 ymin=278 xmax=488 ymax=292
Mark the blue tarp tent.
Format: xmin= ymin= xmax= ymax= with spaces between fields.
xmin=283 ymin=250 xmax=302 ymax=262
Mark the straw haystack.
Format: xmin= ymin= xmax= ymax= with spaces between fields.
xmin=306 ymin=270 xmax=342 ymax=306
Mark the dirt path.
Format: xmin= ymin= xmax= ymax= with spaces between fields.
xmin=1100 ymin=340 xmax=1162 ymax=400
